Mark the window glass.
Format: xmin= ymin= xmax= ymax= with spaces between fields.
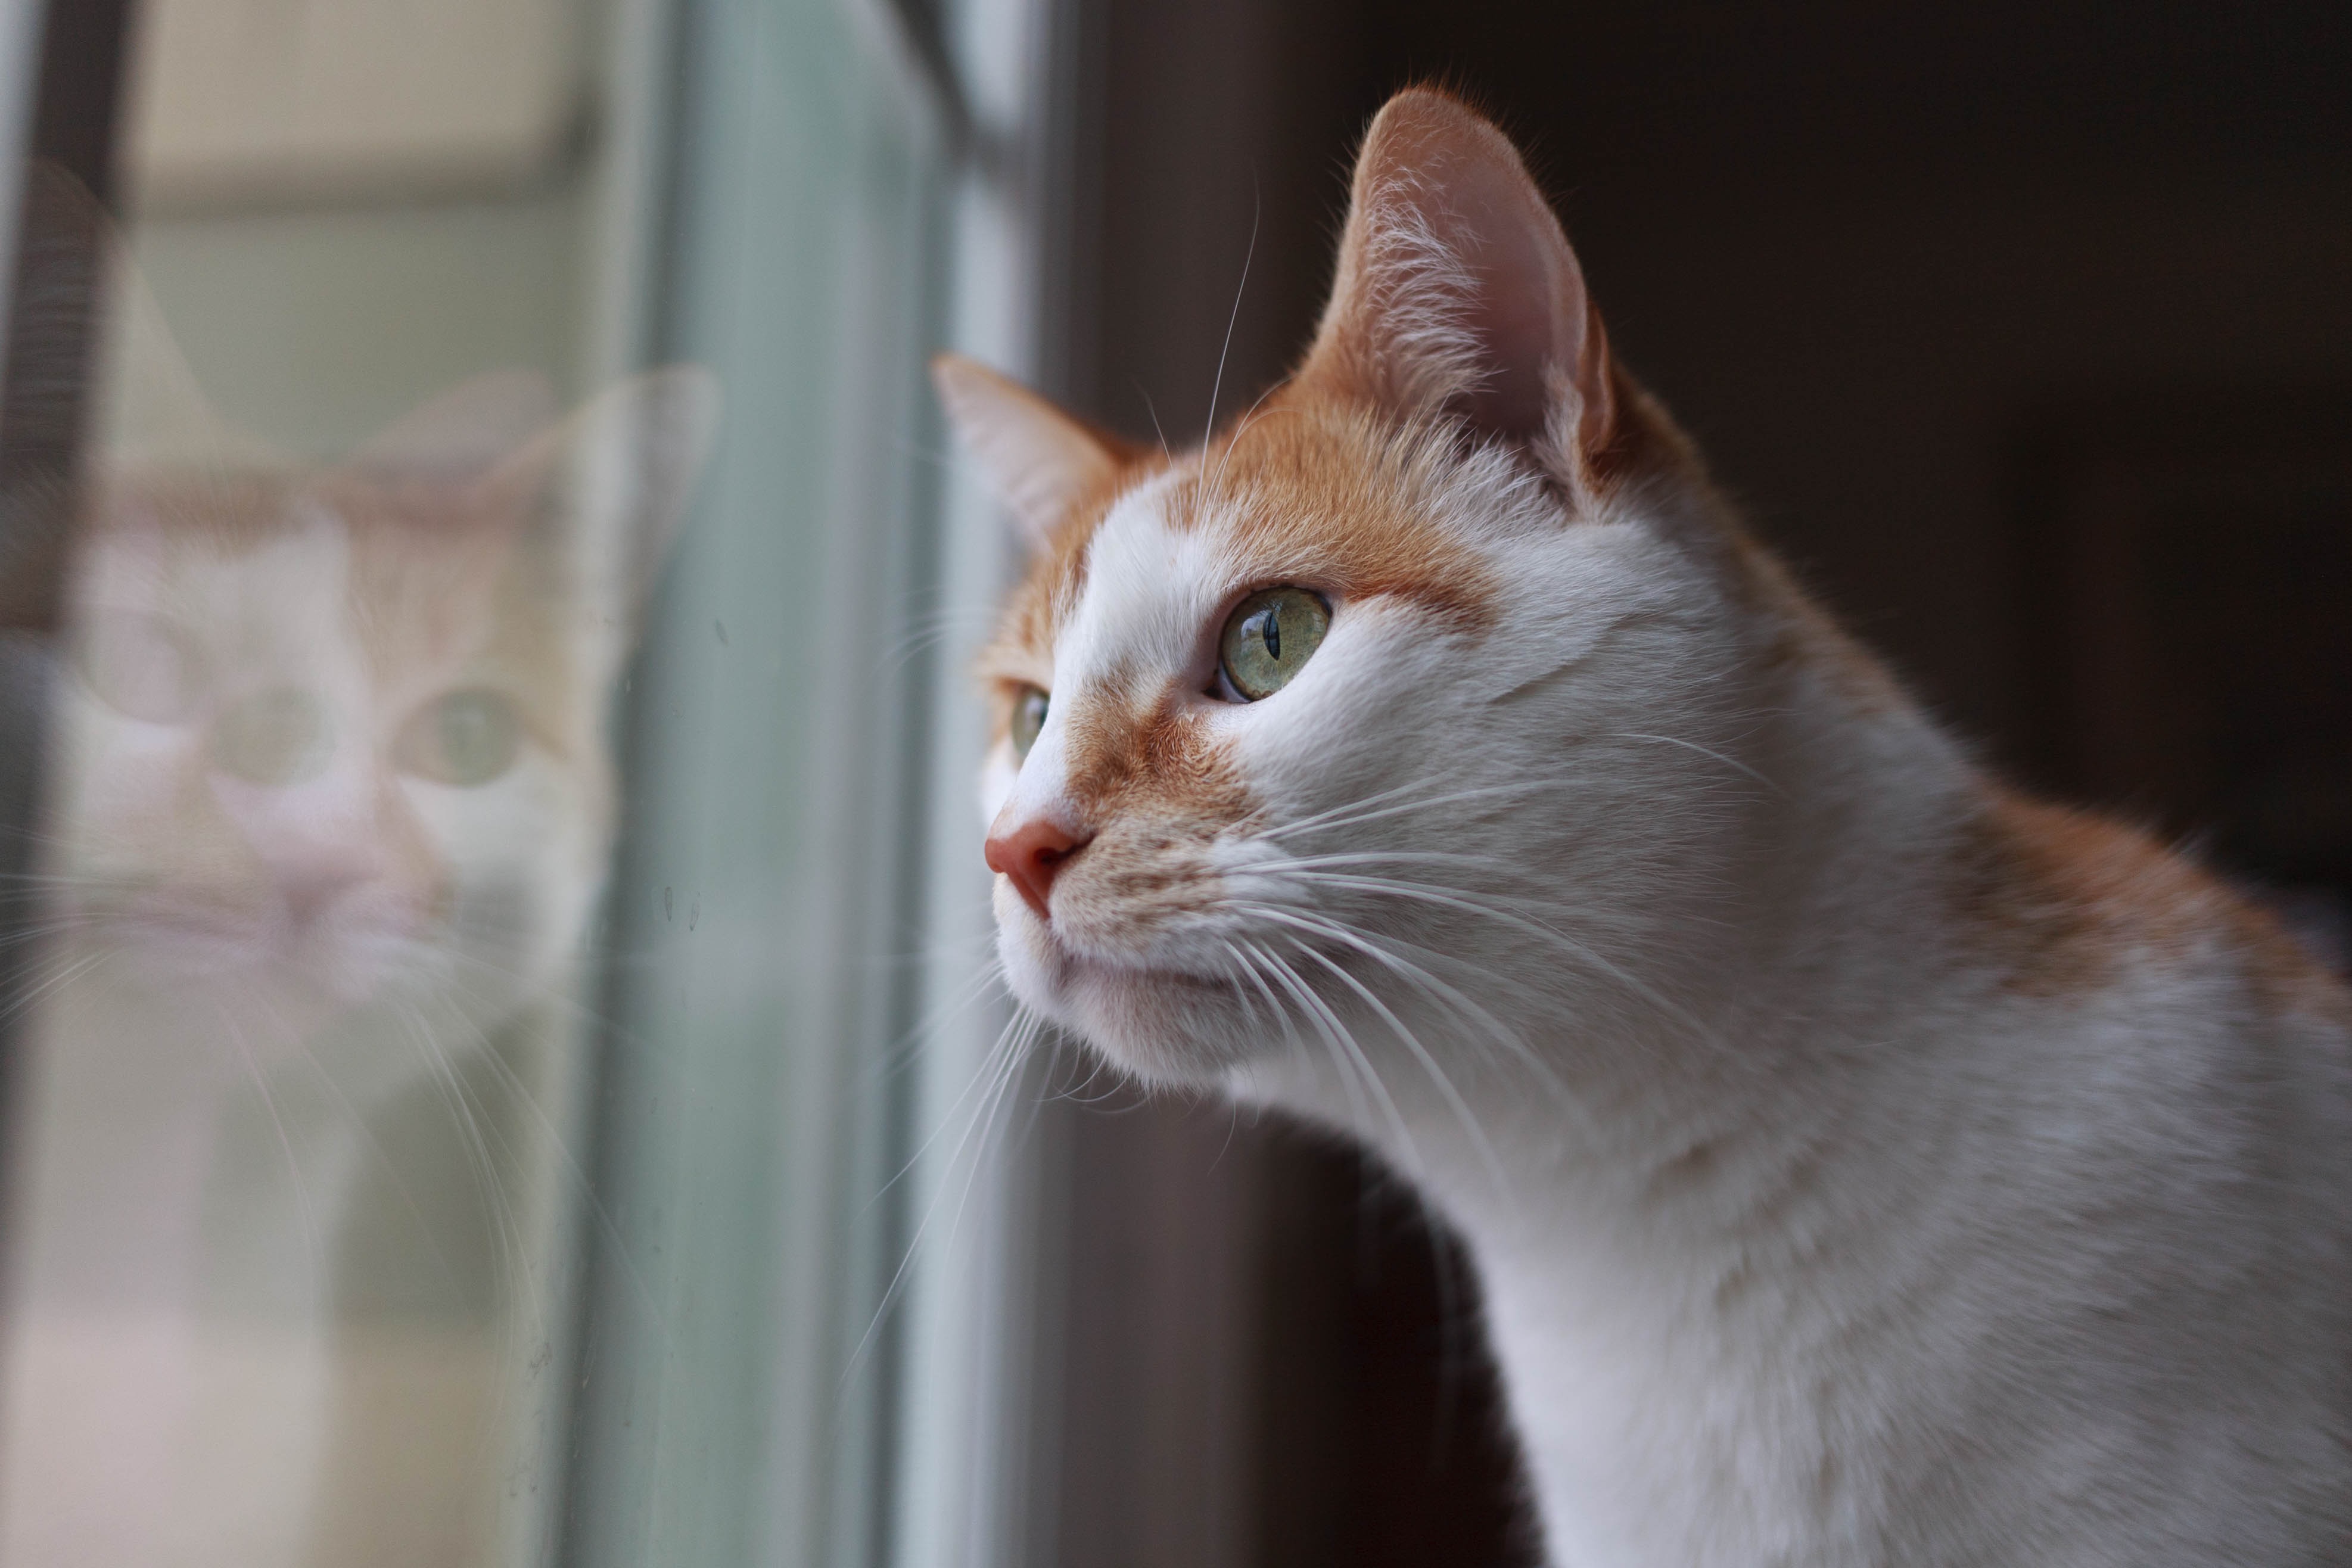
xmin=562 ymin=1 xmax=954 ymax=1563
xmin=0 ymin=0 xmax=1019 ymax=1562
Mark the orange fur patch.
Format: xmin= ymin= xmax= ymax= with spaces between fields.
xmin=1949 ymin=790 xmax=2342 ymax=1010
xmin=1183 ymin=394 xmax=1501 ymax=632
xmin=1059 ymin=680 xmax=1252 ymax=831
xmin=1722 ymin=529 xmax=1908 ymax=719
xmin=980 ymin=395 xmax=1502 ymax=683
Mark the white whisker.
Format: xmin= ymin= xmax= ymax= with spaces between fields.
xmin=1250 ymin=937 xmax=1421 ymax=1174
xmin=1600 ymin=732 xmax=1785 ymax=797
xmin=1227 ymin=898 xmax=1575 ymax=1111
xmin=1281 ymin=932 xmax=1507 ymax=1192
xmin=1202 ymin=181 xmax=1260 ymax=452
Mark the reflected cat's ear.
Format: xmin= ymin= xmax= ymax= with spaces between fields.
xmin=63 ymin=163 xmax=278 ymax=475
xmin=1296 ymin=88 xmax=1614 ymax=483
xmin=570 ymin=366 xmax=723 ymax=618
xmin=353 ymin=370 xmax=560 ymax=480
xmin=480 ymin=366 xmax=722 ymax=630
xmin=931 ymin=354 xmax=1132 ymax=554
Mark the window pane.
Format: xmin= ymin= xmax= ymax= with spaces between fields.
xmin=563 ymin=1 xmax=954 ymax=1563
xmin=0 ymin=0 xmax=981 ymax=1563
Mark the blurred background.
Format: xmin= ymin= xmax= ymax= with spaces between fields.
xmin=0 ymin=1 xmax=2341 ymax=1566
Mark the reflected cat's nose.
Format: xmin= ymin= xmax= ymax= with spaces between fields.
xmin=984 ymin=813 xmax=1092 ymax=922
xmin=275 ymin=848 xmax=382 ymax=928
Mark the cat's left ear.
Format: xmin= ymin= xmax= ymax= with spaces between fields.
xmin=1296 ymin=88 xmax=1614 ymax=485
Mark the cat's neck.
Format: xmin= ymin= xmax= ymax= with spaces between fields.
xmin=1245 ymin=518 xmax=2345 ymax=1564
xmin=8 ymin=956 xmax=367 ymax=1321
xmin=0 ymin=965 xmax=357 ymax=1568
xmin=1225 ymin=533 xmax=2039 ymax=1559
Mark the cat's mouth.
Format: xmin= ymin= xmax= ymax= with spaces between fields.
xmin=1035 ymin=939 xmax=1229 ymax=997
xmin=86 ymin=888 xmax=431 ymax=1001
xmin=997 ymin=894 xmax=1258 ymax=1082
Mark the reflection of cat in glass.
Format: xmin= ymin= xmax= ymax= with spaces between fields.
xmin=0 ymin=224 xmax=715 ymax=1564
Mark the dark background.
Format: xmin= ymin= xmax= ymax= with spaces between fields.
xmin=1040 ymin=4 xmax=2352 ymax=1564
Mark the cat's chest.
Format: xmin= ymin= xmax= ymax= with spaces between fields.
xmin=1474 ymin=1247 xmax=1877 ymax=1568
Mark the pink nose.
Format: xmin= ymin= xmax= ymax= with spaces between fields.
xmin=985 ymin=814 xmax=1091 ymax=921
xmin=265 ymin=842 xmax=385 ymax=928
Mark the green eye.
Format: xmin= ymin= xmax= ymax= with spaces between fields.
xmin=396 ymin=687 xmax=522 ymax=787
xmin=1218 ymin=587 xmax=1329 ymax=701
xmin=1009 ymin=685 xmax=1049 ymax=762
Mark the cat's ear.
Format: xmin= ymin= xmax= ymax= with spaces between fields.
xmin=480 ymin=366 xmax=723 ymax=630
xmin=1296 ymin=88 xmax=1613 ymax=479
xmin=353 ymin=370 xmax=561 ymax=480
xmin=67 ymin=161 xmax=279 ymax=475
xmin=932 ymin=354 xmax=1129 ymax=553
xmin=555 ymin=368 xmax=719 ymax=615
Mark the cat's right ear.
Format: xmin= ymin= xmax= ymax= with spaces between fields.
xmin=931 ymin=354 xmax=1126 ymax=554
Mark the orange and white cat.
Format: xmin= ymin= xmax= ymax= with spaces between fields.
xmin=0 ymin=297 xmax=713 ymax=1563
xmin=938 ymin=89 xmax=2352 ymax=1566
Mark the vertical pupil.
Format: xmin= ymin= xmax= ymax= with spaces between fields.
xmin=1261 ymin=602 xmax=1281 ymax=660
xmin=445 ymin=698 xmax=478 ymax=760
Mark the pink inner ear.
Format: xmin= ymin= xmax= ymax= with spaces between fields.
xmin=353 ymin=369 xmax=561 ymax=482
xmin=1300 ymin=91 xmax=1611 ymax=464
xmin=1442 ymin=159 xmax=1581 ymax=442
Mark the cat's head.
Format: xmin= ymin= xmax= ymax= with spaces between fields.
xmin=50 ymin=367 xmax=717 ymax=1063
xmin=944 ymin=89 xmax=1797 ymax=1103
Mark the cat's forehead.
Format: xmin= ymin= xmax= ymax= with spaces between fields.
xmin=995 ymin=398 xmax=1508 ymax=680
xmin=84 ymin=469 xmax=565 ymax=695
xmin=1057 ymin=470 xmax=1231 ymax=676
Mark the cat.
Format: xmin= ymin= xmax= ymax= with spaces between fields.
xmin=935 ymin=88 xmax=2352 ymax=1566
xmin=0 ymin=223 xmax=715 ymax=1565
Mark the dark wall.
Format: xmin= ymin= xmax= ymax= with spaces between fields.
xmin=1050 ymin=5 xmax=2352 ymax=1564
xmin=1078 ymin=0 xmax=2352 ymax=760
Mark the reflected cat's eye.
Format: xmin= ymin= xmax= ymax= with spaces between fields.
xmin=396 ymin=687 xmax=522 ymax=787
xmin=1219 ymin=587 xmax=1329 ymax=701
xmin=1009 ymin=685 xmax=1049 ymax=762
xmin=78 ymin=611 xmax=204 ymax=723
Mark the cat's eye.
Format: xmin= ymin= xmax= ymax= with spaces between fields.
xmin=396 ymin=687 xmax=523 ymax=787
xmin=1218 ymin=586 xmax=1330 ymax=701
xmin=211 ymin=686 xmax=334 ymax=786
xmin=1009 ymin=685 xmax=1049 ymax=763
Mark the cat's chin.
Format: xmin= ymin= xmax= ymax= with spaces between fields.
xmin=996 ymin=913 xmax=1259 ymax=1089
